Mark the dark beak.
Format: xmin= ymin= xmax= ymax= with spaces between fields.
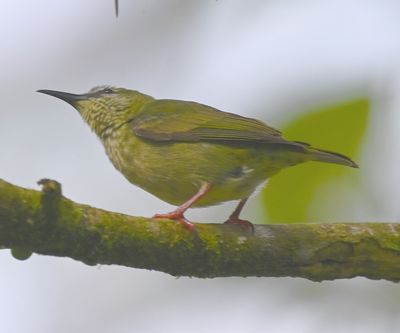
xmin=37 ymin=89 xmax=89 ymax=106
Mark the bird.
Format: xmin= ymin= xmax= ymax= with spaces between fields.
xmin=38 ymin=86 xmax=358 ymax=232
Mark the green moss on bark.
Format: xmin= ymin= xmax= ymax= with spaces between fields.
xmin=0 ymin=178 xmax=399 ymax=281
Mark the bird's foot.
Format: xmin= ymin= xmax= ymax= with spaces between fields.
xmin=224 ymin=217 xmax=255 ymax=233
xmin=153 ymin=211 xmax=196 ymax=232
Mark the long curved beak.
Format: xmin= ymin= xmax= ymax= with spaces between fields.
xmin=37 ymin=89 xmax=89 ymax=106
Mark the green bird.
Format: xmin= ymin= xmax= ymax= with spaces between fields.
xmin=38 ymin=86 xmax=358 ymax=232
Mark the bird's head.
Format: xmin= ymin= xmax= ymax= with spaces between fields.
xmin=38 ymin=86 xmax=153 ymax=137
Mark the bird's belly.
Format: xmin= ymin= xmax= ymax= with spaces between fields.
xmin=105 ymin=135 xmax=286 ymax=207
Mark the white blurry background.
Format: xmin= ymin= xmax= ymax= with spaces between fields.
xmin=1 ymin=1 xmax=400 ymax=332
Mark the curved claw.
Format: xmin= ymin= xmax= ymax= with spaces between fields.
xmin=153 ymin=212 xmax=196 ymax=232
xmin=224 ymin=217 xmax=255 ymax=233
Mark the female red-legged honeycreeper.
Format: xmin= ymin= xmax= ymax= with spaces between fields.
xmin=38 ymin=86 xmax=357 ymax=232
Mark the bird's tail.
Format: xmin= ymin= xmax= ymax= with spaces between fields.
xmin=308 ymin=147 xmax=358 ymax=168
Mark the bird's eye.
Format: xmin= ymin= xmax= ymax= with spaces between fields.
xmin=102 ymin=88 xmax=114 ymax=94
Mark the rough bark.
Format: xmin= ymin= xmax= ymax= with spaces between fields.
xmin=0 ymin=178 xmax=399 ymax=282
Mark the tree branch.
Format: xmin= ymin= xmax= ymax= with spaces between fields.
xmin=0 ymin=178 xmax=399 ymax=282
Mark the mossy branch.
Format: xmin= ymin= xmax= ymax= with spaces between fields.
xmin=0 ymin=178 xmax=399 ymax=282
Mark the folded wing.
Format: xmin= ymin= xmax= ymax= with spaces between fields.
xmin=130 ymin=99 xmax=302 ymax=147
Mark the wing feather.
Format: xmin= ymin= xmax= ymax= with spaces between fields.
xmin=130 ymin=99 xmax=300 ymax=147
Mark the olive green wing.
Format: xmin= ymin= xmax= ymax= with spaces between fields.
xmin=130 ymin=99 xmax=297 ymax=145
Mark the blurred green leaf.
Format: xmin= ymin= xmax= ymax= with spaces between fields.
xmin=263 ymin=99 xmax=369 ymax=223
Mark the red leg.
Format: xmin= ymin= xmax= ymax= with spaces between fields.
xmin=224 ymin=198 xmax=254 ymax=232
xmin=153 ymin=183 xmax=212 ymax=232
